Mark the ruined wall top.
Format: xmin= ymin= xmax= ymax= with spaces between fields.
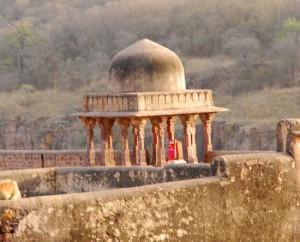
xmin=107 ymin=39 xmax=186 ymax=93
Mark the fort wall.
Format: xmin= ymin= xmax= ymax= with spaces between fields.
xmin=0 ymin=150 xmax=138 ymax=171
xmin=0 ymin=119 xmax=299 ymax=241
xmin=0 ymin=152 xmax=299 ymax=242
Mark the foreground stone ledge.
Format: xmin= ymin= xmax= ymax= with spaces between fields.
xmin=206 ymin=150 xmax=276 ymax=164
xmin=0 ymin=165 xmax=212 ymax=197
xmin=211 ymin=152 xmax=294 ymax=177
xmin=0 ymin=153 xmax=299 ymax=242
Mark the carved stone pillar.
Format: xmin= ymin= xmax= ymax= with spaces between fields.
xmin=131 ymin=118 xmax=147 ymax=166
xmin=151 ymin=122 xmax=158 ymax=166
xmin=117 ymin=119 xmax=131 ymax=166
xmin=180 ymin=115 xmax=198 ymax=163
xmin=200 ymin=113 xmax=215 ymax=163
xmin=290 ymin=128 xmax=300 ymax=190
xmin=80 ymin=117 xmax=96 ymax=166
xmin=97 ymin=118 xmax=115 ymax=166
xmin=167 ymin=117 xmax=176 ymax=141
xmin=132 ymin=125 xmax=137 ymax=165
xmin=150 ymin=117 xmax=167 ymax=167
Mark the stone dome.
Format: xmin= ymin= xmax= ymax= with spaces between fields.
xmin=107 ymin=39 xmax=186 ymax=93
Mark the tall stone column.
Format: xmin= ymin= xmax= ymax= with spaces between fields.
xmin=200 ymin=113 xmax=215 ymax=163
xmin=131 ymin=118 xmax=147 ymax=166
xmin=132 ymin=125 xmax=138 ymax=165
xmin=150 ymin=117 xmax=167 ymax=167
xmin=97 ymin=118 xmax=115 ymax=166
xmin=180 ymin=115 xmax=198 ymax=163
xmin=151 ymin=121 xmax=159 ymax=166
xmin=290 ymin=127 xmax=300 ymax=190
xmin=117 ymin=119 xmax=131 ymax=166
xmin=80 ymin=117 xmax=96 ymax=166
xmin=167 ymin=117 xmax=177 ymax=141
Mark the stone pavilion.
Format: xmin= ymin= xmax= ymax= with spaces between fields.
xmin=74 ymin=39 xmax=228 ymax=167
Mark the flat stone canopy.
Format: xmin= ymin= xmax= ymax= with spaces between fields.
xmin=73 ymin=90 xmax=227 ymax=116
xmin=108 ymin=39 xmax=186 ymax=93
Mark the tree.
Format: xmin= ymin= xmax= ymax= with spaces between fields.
xmin=6 ymin=21 xmax=42 ymax=84
xmin=272 ymin=17 xmax=300 ymax=85
xmin=223 ymin=37 xmax=261 ymax=79
xmin=277 ymin=17 xmax=300 ymax=39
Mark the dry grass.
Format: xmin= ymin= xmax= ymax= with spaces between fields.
xmin=214 ymin=87 xmax=300 ymax=127
xmin=0 ymin=85 xmax=298 ymax=128
xmin=182 ymin=55 xmax=235 ymax=75
xmin=0 ymin=89 xmax=82 ymax=121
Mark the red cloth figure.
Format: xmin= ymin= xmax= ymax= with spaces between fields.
xmin=167 ymin=140 xmax=176 ymax=160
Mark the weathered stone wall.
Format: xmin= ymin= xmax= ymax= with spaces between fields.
xmin=0 ymin=150 xmax=88 ymax=171
xmin=0 ymin=150 xmax=138 ymax=171
xmin=0 ymin=152 xmax=299 ymax=242
xmin=0 ymin=164 xmax=211 ymax=197
xmin=55 ymin=165 xmax=209 ymax=194
xmin=276 ymin=119 xmax=300 ymax=154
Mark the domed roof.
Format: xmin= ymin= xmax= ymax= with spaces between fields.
xmin=107 ymin=39 xmax=186 ymax=93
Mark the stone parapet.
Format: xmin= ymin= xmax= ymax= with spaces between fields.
xmin=83 ymin=90 xmax=213 ymax=112
xmin=0 ymin=164 xmax=212 ymax=197
xmin=206 ymin=150 xmax=276 ymax=164
xmin=0 ymin=152 xmax=298 ymax=242
xmin=210 ymin=152 xmax=293 ymax=177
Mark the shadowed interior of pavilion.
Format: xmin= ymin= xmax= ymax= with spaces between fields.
xmin=73 ymin=39 xmax=228 ymax=167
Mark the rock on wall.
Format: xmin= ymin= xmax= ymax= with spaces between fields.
xmin=0 ymin=152 xmax=298 ymax=242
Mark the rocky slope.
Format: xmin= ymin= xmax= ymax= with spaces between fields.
xmin=211 ymin=121 xmax=277 ymax=151
xmin=0 ymin=117 xmax=84 ymax=150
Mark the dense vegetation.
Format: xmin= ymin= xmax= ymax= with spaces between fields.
xmin=0 ymin=0 xmax=299 ymax=125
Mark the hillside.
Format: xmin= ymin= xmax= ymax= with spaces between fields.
xmin=0 ymin=0 xmax=299 ymax=149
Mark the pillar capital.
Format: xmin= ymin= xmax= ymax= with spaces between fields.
xmin=117 ymin=118 xmax=131 ymax=128
xmin=130 ymin=117 xmax=147 ymax=126
xmin=97 ymin=118 xmax=115 ymax=128
xmin=150 ymin=116 xmax=168 ymax=126
xmin=80 ymin=117 xmax=96 ymax=129
xmin=200 ymin=113 xmax=215 ymax=122
xmin=180 ymin=114 xmax=198 ymax=124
